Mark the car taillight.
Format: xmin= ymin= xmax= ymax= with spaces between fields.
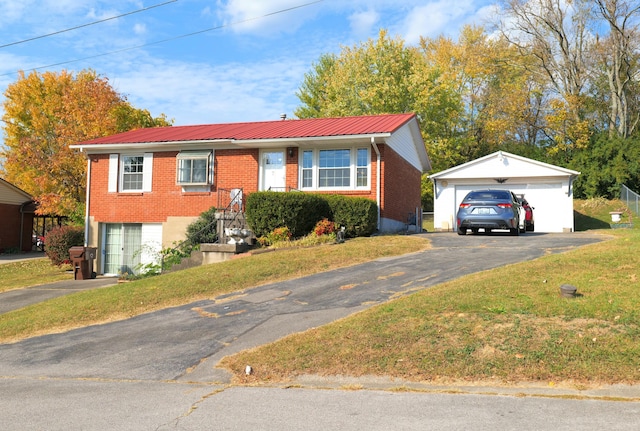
xmin=497 ymin=203 xmax=512 ymax=208
xmin=459 ymin=203 xmax=471 ymax=208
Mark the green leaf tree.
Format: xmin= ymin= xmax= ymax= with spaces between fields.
xmin=571 ymin=133 xmax=640 ymax=198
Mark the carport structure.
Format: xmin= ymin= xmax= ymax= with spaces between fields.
xmin=429 ymin=151 xmax=580 ymax=233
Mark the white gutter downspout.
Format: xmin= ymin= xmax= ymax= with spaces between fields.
xmin=371 ymin=137 xmax=381 ymax=231
xmin=84 ymin=154 xmax=91 ymax=247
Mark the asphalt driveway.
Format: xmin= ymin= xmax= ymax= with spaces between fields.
xmin=5 ymin=231 xmax=637 ymax=431
xmin=0 ymin=232 xmax=606 ymax=383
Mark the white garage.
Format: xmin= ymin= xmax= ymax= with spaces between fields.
xmin=429 ymin=151 xmax=580 ymax=233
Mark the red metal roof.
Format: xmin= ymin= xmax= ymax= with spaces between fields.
xmin=74 ymin=113 xmax=417 ymax=146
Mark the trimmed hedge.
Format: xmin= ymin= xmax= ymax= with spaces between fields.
xmin=245 ymin=192 xmax=331 ymax=238
xmin=44 ymin=225 xmax=85 ymax=266
xmin=245 ymin=192 xmax=378 ymax=238
xmin=323 ymin=194 xmax=378 ymax=237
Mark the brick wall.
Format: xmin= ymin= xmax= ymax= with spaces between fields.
xmin=379 ymin=144 xmax=422 ymax=223
xmin=88 ymin=145 xmax=421 ymax=226
xmin=89 ymin=149 xmax=260 ymax=223
xmin=285 ymin=147 xmax=298 ymax=189
xmin=313 ymin=145 xmax=421 ymax=225
xmin=0 ymin=203 xmax=33 ymax=252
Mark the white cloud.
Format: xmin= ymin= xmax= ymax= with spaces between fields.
xmin=133 ymin=23 xmax=147 ymax=35
xmin=0 ymin=0 xmax=28 ymax=24
xmin=0 ymin=0 xmax=503 ymax=133
xmin=217 ymin=0 xmax=321 ymax=36
xmin=349 ymin=10 xmax=380 ymax=38
xmin=111 ymin=55 xmax=310 ymax=125
xmin=401 ymin=0 xmax=496 ymax=44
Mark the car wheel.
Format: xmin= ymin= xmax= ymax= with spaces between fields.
xmin=471 ymin=228 xmax=479 ymax=234
xmin=527 ymin=223 xmax=534 ymax=232
xmin=457 ymin=228 xmax=466 ymax=236
xmin=510 ymin=227 xmax=520 ymax=236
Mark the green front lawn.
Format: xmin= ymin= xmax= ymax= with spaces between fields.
xmin=0 ymin=258 xmax=71 ymax=293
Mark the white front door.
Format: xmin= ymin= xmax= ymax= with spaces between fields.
xmin=261 ymin=150 xmax=286 ymax=191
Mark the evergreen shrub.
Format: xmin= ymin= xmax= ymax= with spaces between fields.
xmin=323 ymin=194 xmax=378 ymax=237
xmin=186 ymin=207 xmax=218 ymax=244
xmin=246 ymin=192 xmax=378 ymax=239
xmin=245 ymin=192 xmax=331 ymax=238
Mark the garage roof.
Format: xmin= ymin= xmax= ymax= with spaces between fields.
xmin=429 ymin=151 xmax=580 ymax=180
xmin=0 ymin=178 xmax=32 ymax=206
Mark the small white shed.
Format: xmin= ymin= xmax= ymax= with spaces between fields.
xmin=429 ymin=151 xmax=580 ymax=233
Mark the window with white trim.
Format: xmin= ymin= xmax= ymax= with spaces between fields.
xmin=122 ymin=155 xmax=144 ymax=191
xmin=356 ymin=148 xmax=368 ymax=187
xmin=299 ymin=147 xmax=370 ymax=190
xmin=177 ymin=151 xmax=212 ymax=185
xmin=302 ymin=150 xmax=313 ymax=188
xmin=108 ymin=153 xmax=153 ymax=193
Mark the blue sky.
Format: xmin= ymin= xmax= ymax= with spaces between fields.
xmin=0 ymin=0 xmax=496 ymax=126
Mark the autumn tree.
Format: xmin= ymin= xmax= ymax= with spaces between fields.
xmin=294 ymin=30 xmax=462 ymax=209
xmin=498 ymin=0 xmax=594 ymax=151
xmin=296 ymin=30 xmax=424 ymax=117
xmin=294 ymin=31 xmax=461 ymax=166
xmin=592 ymin=0 xmax=640 ymax=138
xmin=1 ymin=69 xmax=171 ymax=218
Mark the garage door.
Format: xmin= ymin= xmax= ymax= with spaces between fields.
xmin=454 ymin=183 xmax=564 ymax=233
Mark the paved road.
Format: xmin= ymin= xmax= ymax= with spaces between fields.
xmin=2 ymin=232 xmax=639 ymax=430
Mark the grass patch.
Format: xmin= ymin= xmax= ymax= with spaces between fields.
xmin=0 ymin=235 xmax=429 ymax=343
xmin=221 ymin=227 xmax=640 ymax=386
xmin=574 ymin=198 xmax=637 ymax=231
xmin=0 ymin=258 xmax=72 ymax=293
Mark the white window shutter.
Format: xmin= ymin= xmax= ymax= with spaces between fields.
xmin=108 ymin=154 xmax=119 ymax=192
xmin=143 ymin=153 xmax=153 ymax=192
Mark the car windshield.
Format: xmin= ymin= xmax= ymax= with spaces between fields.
xmin=465 ymin=191 xmax=511 ymax=201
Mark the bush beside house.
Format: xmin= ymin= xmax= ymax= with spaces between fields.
xmin=245 ymin=192 xmax=378 ymax=239
xmin=185 ymin=207 xmax=218 ymax=245
xmin=44 ymin=225 xmax=84 ymax=266
xmin=323 ymin=195 xmax=378 ymax=237
xmin=245 ymin=192 xmax=332 ymax=238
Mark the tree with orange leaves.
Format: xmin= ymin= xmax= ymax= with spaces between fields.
xmin=1 ymin=69 xmax=171 ymax=219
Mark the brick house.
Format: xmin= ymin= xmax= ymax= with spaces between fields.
xmin=71 ymin=113 xmax=431 ymax=275
xmin=0 ymin=178 xmax=35 ymax=253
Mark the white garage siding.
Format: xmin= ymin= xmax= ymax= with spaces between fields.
xmin=430 ymin=151 xmax=580 ymax=233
